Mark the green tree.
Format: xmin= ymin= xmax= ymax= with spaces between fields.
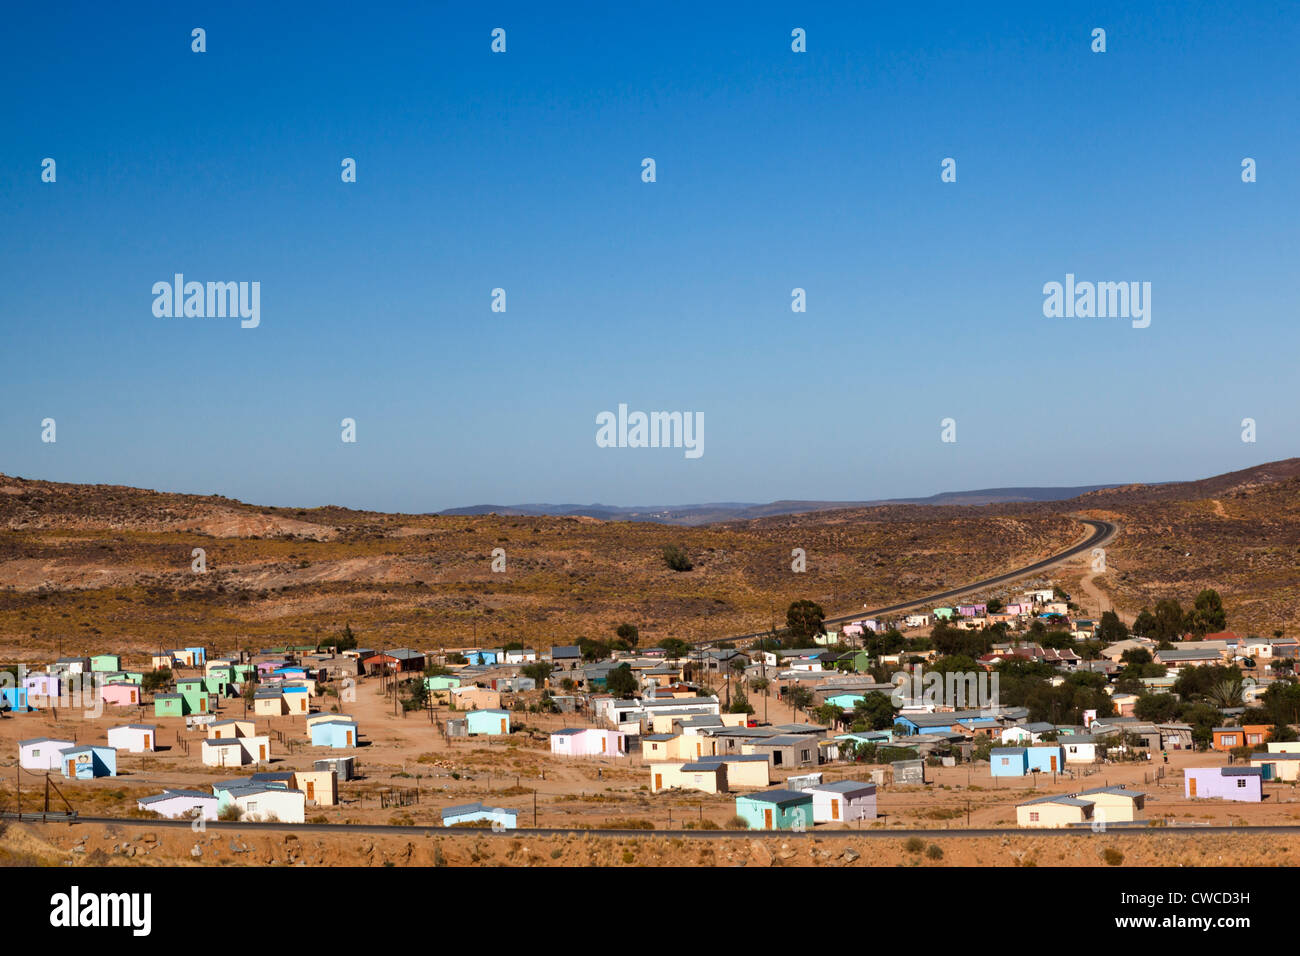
xmin=1096 ymin=610 xmax=1129 ymax=644
xmin=522 ymin=662 xmax=553 ymax=684
xmin=785 ymin=600 xmax=827 ymax=643
xmin=657 ymin=637 xmax=691 ymax=658
xmin=605 ymin=664 xmax=639 ymax=698
xmin=1187 ymin=589 xmax=1227 ymax=636
xmin=662 ymin=545 xmax=693 ymax=572
xmin=852 ymin=691 xmax=899 ymax=731
xmin=615 ymin=622 xmax=640 ymax=647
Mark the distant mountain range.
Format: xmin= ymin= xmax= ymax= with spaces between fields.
xmin=434 ymin=484 xmax=1129 ymax=526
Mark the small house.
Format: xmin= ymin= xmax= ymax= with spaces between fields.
xmin=209 ymin=719 xmax=256 ymax=740
xmin=137 ymin=789 xmax=219 ymax=821
xmin=309 ymin=719 xmax=358 ymax=749
xmin=735 ymin=789 xmax=815 ymax=830
xmin=153 ymin=694 xmax=185 ymax=718
xmin=90 ymin=654 xmax=121 ymax=673
xmin=801 ymin=780 xmax=877 ymax=823
xmin=0 ymin=686 xmax=31 ymax=712
xmin=100 ymin=682 xmax=142 ymax=707
xmin=220 ymin=785 xmax=306 ymax=823
xmin=550 ymin=727 xmax=626 ymax=757
xmin=991 ymin=747 xmax=1029 ymax=777
xmin=441 ymin=801 xmax=517 ymax=829
xmin=59 ymin=745 xmax=117 ymax=779
xmin=1185 ymin=766 xmax=1263 ymax=802
xmin=1016 ymin=794 xmax=1095 ymax=828
xmin=465 ymin=709 xmax=511 ymax=736
xmin=19 ymin=737 xmax=76 ymax=770
xmin=106 ymin=724 xmax=157 ymax=753
xmin=650 ymin=760 xmax=728 ymax=794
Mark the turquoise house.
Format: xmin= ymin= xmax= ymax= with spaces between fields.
xmin=424 ymin=675 xmax=461 ymax=691
xmin=90 ymin=654 xmax=121 ymax=673
xmin=735 ymin=789 xmax=815 ymax=830
xmin=184 ymin=646 xmax=207 ymax=666
xmin=0 ymin=687 xmax=31 ymax=711
xmin=201 ymin=672 xmax=231 ymax=697
xmin=466 ymin=709 xmax=511 ymax=735
xmin=153 ymin=694 xmax=185 ymax=717
xmin=464 ymin=650 xmax=499 ymax=666
xmin=60 ymin=745 xmax=117 ymax=779
xmin=103 ymin=671 xmax=143 ymax=685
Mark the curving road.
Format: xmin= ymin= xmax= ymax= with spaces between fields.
xmin=700 ymin=516 xmax=1117 ymax=646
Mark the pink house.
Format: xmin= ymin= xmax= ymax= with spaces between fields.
xmin=101 ymin=682 xmax=142 ymax=707
xmin=550 ymin=728 xmax=626 ymax=758
xmin=1185 ymin=766 xmax=1262 ymax=802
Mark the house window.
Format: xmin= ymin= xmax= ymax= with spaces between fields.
xmin=1029 ymin=812 xmax=1039 ymax=821
xmin=1236 ymin=779 xmax=1247 ymax=788
xmin=1000 ymin=757 xmax=1009 ymax=766
xmin=1223 ymin=735 xmax=1238 ymax=746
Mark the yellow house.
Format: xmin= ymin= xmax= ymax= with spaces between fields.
xmin=1267 ymin=741 xmax=1300 ymax=754
xmin=293 ymin=769 xmax=338 ymax=806
xmin=711 ymin=754 xmax=770 ymax=789
xmin=253 ymin=691 xmax=288 ymax=716
xmin=1075 ymin=786 xmax=1145 ymax=822
xmin=1016 ymin=794 xmax=1094 ymax=828
xmin=1252 ymin=753 xmax=1300 ymax=781
xmin=209 ymin=719 xmax=256 ymax=739
xmin=649 ymin=761 xmax=726 ymax=794
xmin=449 ymin=686 xmax=502 ymax=711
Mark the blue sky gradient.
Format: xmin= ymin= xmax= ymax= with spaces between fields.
xmin=2 ymin=2 xmax=1296 ymax=511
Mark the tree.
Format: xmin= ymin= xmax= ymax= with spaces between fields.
xmin=787 ymin=686 xmax=814 ymax=712
xmin=605 ymin=664 xmax=639 ymax=698
xmin=321 ymin=623 xmax=358 ymax=652
xmin=1187 ymin=589 xmax=1227 ymax=636
xmin=728 ymin=687 xmax=755 ymax=716
xmin=986 ymin=597 xmax=1005 ymax=614
xmin=662 ymin=545 xmax=693 ymax=572
xmin=1151 ymin=599 xmax=1187 ymax=641
xmin=815 ymin=703 xmax=843 ymax=727
xmin=615 ymin=622 xmax=640 ymax=647
xmin=142 ymin=668 xmax=172 ymax=692
xmin=1132 ymin=607 xmax=1157 ymax=638
xmin=657 ymin=638 xmax=691 ymax=659
xmin=522 ymin=662 xmax=553 ymax=684
xmin=786 ymin=600 xmax=827 ymax=643
xmin=1096 ymin=610 xmax=1128 ymax=644
xmin=852 ymin=692 xmax=899 ymax=731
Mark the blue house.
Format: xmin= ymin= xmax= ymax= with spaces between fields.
xmin=0 ymin=686 xmax=31 ymax=712
xmin=310 ymin=719 xmax=358 ymax=748
xmin=1025 ymin=745 xmax=1066 ymax=774
xmin=464 ymin=650 xmax=499 ymax=666
xmin=184 ymin=646 xmax=207 ymax=666
xmin=59 ymin=745 xmax=117 ymax=779
xmin=441 ymin=801 xmax=517 ymax=829
xmin=990 ymin=747 xmax=1029 ymax=777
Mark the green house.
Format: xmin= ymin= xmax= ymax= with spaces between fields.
xmin=424 ymin=675 xmax=461 ymax=691
xmin=201 ymin=673 xmax=231 ymax=697
xmin=735 ymin=789 xmax=815 ymax=830
xmin=826 ymin=693 xmax=866 ymax=710
xmin=91 ymin=654 xmax=122 ymax=673
xmin=104 ymin=671 xmax=143 ymax=685
xmin=154 ymin=694 xmax=185 ymax=717
xmin=175 ymin=678 xmax=210 ymax=714
xmin=933 ymin=607 xmax=955 ymax=620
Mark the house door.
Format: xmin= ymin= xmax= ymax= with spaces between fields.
xmin=654 ymin=774 xmax=662 ymax=791
xmin=143 ymin=734 xmax=151 ymax=750
xmin=345 ymin=731 xmax=353 ymax=746
xmin=306 ymin=782 xmax=315 ymax=800
xmin=66 ymin=760 xmax=75 ymax=777
xmin=1050 ymin=756 xmax=1058 ymax=772
xmin=1189 ymin=777 xmax=1197 ymax=797
xmin=601 ymin=738 xmax=606 ymax=754
xmin=764 ymin=808 xmax=773 ymax=829
xmin=500 ymin=719 xmax=507 ymax=733
xmin=831 ymin=799 xmax=840 ymax=821
xmin=259 ymin=744 xmax=267 ymax=761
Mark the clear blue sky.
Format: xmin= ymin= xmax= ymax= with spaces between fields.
xmin=3 ymin=1 xmax=1296 ymax=512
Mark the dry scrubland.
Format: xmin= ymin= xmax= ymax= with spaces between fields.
xmin=9 ymin=822 xmax=1300 ymax=868
xmin=0 ymin=473 xmax=1078 ymax=659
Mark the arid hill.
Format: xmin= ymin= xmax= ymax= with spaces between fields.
xmin=0 ymin=458 xmax=1297 ymax=661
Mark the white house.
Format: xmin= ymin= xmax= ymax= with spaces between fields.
xmin=107 ymin=724 xmax=158 ymax=753
xmin=1000 ymin=723 xmax=1054 ymax=745
xmin=224 ymin=785 xmax=306 ymax=823
xmin=1062 ymin=736 xmax=1099 ymax=764
xmin=801 ymin=780 xmax=877 ymax=823
xmin=137 ymin=789 xmax=219 ymax=821
xmin=503 ymin=648 xmax=537 ymax=664
xmin=201 ymin=735 xmax=270 ymax=767
xmin=19 ymin=737 xmax=75 ymax=770
xmin=905 ymin=613 xmax=931 ymax=629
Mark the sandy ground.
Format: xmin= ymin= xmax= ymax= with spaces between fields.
xmin=3 ymin=667 xmax=1299 ymax=836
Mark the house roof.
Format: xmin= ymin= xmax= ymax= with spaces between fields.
xmin=19 ymin=737 xmax=74 ymax=747
xmin=806 ymin=780 xmax=876 ymax=795
xmin=139 ymin=789 xmax=216 ymax=805
xmin=1075 ymin=786 xmax=1145 ymax=799
xmin=742 ymin=789 xmax=812 ymax=805
xmin=441 ymin=801 xmax=515 ymax=819
xmin=1220 ymin=766 xmax=1264 ymax=777
xmin=1018 ymin=794 xmax=1093 ymax=808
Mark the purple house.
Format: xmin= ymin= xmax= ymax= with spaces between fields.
xmin=957 ymin=604 xmax=987 ymax=618
xmin=23 ymin=673 xmax=62 ymax=703
xmin=1185 ymin=766 xmax=1262 ymax=802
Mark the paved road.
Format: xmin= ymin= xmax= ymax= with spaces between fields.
xmin=699 ymin=516 xmax=1117 ymax=646
xmin=11 ymin=812 xmax=1291 ymax=840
